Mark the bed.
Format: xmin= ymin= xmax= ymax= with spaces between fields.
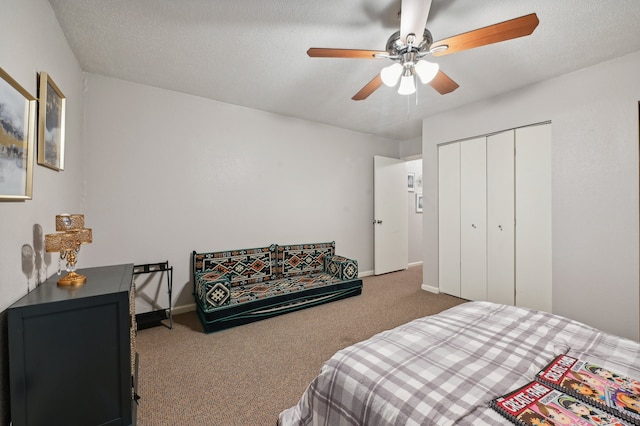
xmin=278 ymin=301 xmax=640 ymax=425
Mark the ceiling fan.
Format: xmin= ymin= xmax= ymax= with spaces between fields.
xmin=307 ymin=0 xmax=539 ymax=100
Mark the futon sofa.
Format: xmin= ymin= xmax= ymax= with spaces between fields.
xmin=192 ymin=241 xmax=362 ymax=333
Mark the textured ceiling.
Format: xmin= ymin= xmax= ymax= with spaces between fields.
xmin=48 ymin=0 xmax=640 ymax=141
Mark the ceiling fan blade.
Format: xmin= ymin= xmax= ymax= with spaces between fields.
xmin=429 ymin=70 xmax=459 ymax=95
xmin=352 ymin=74 xmax=383 ymax=101
xmin=430 ymin=13 xmax=539 ymax=57
xmin=400 ymin=0 xmax=433 ymax=44
xmin=307 ymin=48 xmax=386 ymax=59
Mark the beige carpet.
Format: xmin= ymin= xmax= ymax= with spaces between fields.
xmin=135 ymin=266 xmax=466 ymax=425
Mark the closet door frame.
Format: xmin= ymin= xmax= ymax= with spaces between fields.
xmin=437 ymin=122 xmax=551 ymax=310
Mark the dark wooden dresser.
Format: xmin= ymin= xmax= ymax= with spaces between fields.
xmin=8 ymin=264 xmax=137 ymax=426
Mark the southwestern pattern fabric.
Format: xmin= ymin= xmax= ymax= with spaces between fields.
xmin=278 ymin=302 xmax=640 ymax=426
xmin=192 ymin=241 xmax=361 ymax=332
xmin=196 ymin=273 xmax=231 ymax=311
xmin=197 ymin=272 xmax=342 ymax=310
xmin=193 ymin=245 xmax=276 ymax=286
xmin=325 ymin=255 xmax=358 ymax=281
xmin=277 ymin=242 xmax=335 ymax=278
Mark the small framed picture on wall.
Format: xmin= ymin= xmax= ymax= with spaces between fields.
xmin=416 ymin=193 xmax=423 ymax=213
xmin=408 ymin=172 xmax=415 ymax=192
xmin=37 ymin=72 xmax=66 ymax=171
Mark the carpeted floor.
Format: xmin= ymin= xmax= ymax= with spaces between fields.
xmin=134 ymin=265 xmax=466 ymax=425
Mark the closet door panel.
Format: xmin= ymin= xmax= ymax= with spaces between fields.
xmin=460 ymin=137 xmax=487 ymax=301
xmin=515 ymin=124 xmax=552 ymax=312
xmin=487 ymin=131 xmax=515 ymax=305
xmin=438 ymin=143 xmax=461 ymax=297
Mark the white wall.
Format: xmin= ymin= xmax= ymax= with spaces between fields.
xmin=402 ymin=138 xmax=423 ymax=266
xmin=81 ymin=74 xmax=399 ymax=310
xmin=423 ymin=50 xmax=640 ymax=341
xmin=0 ymin=0 xmax=85 ymax=310
xmin=406 ymin=159 xmax=423 ymax=265
xmin=400 ymin=136 xmax=422 ymax=159
xmin=0 ymin=0 xmax=86 ymax=422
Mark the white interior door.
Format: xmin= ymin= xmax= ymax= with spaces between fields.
xmin=515 ymin=124 xmax=552 ymax=312
xmin=460 ymin=137 xmax=487 ymax=301
xmin=374 ymin=155 xmax=408 ymax=275
xmin=438 ymin=143 xmax=461 ymax=297
xmin=487 ymin=131 xmax=515 ymax=305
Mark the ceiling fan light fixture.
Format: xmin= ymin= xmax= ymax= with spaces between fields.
xmin=397 ymin=69 xmax=416 ymax=95
xmin=380 ymin=63 xmax=403 ymax=87
xmin=414 ymin=60 xmax=439 ymax=84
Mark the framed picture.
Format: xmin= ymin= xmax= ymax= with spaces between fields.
xmin=37 ymin=72 xmax=66 ymax=171
xmin=407 ymin=172 xmax=415 ymax=192
xmin=0 ymin=67 xmax=36 ymax=200
xmin=416 ymin=193 xmax=423 ymax=213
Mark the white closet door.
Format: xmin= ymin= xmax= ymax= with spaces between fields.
xmin=460 ymin=137 xmax=487 ymax=301
xmin=515 ymin=124 xmax=552 ymax=312
xmin=438 ymin=142 xmax=461 ymax=297
xmin=487 ymin=131 xmax=515 ymax=305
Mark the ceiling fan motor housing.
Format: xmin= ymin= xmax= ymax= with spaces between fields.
xmin=385 ymin=28 xmax=433 ymax=56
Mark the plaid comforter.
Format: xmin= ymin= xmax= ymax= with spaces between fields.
xmin=278 ymin=301 xmax=640 ymax=425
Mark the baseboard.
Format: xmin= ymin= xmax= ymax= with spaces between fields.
xmin=421 ymin=283 xmax=440 ymax=294
xmin=360 ymin=262 xmax=422 ymax=278
xmin=173 ymin=303 xmax=196 ymax=315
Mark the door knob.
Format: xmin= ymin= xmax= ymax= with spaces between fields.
xmin=373 ymin=220 xmax=383 ymax=224
xmin=498 ymin=225 xmax=503 ymax=231
xmin=471 ymin=224 xmax=477 ymax=229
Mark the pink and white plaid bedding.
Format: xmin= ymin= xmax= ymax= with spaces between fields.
xmin=279 ymin=301 xmax=640 ymax=425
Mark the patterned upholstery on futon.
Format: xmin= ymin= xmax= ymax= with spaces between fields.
xmin=197 ymin=272 xmax=344 ymax=312
xmin=325 ymin=255 xmax=358 ymax=281
xmin=192 ymin=241 xmax=362 ymax=332
xmin=196 ymin=272 xmax=231 ymax=311
xmin=193 ymin=245 xmax=276 ymax=286
xmin=277 ymin=242 xmax=335 ymax=278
